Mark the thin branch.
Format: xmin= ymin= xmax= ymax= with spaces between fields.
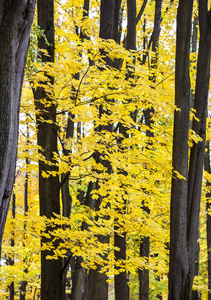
xmin=136 ymin=0 xmax=148 ymax=25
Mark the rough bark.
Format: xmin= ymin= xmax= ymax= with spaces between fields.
xmin=0 ymin=0 xmax=35 ymax=252
xmin=33 ymin=1 xmax=63 ymax=300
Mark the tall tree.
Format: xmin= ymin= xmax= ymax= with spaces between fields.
xmin=33 ymin=1 xmax=63 ymax=299
xmin=169 ymin=0 xmax=211 ymax=298
xmin=9 ymin=192 xmax=15 ymax=300
xmin=168 ymin=0 xmax=193 ymax=296
xmin=0 ymin=0 xmax=36 ymax=251
xmin=20 ymin=123 xmax=29 ymax=300
xmin=91 ymin=2 xmax=114 ymax=300
xmin=139 ymin=1 xmax=162 ymax=299
xmin=113 ymin=1 xmax=135 ymax=300
xmin=205 ymin=141 xmax=211 ymax=300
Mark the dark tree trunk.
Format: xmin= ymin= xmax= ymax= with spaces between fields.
xmin=82 ymin=269 xmax=94 ymax=300
xmin=126 ymin=0 xmax=136 ymax=51
xmin=91 ymin=2 xmax=115 ymax=300
xmin=168 ymin=0 xmax=193 ymax=298
xmin=139 ymin=1 xmax=162 ymax=299
xmin=112 ymin=0 xmax=122 ymax=44
xmin=20 ymin=123 xmax=29 ymax=300
xmin=91 ymin=186 xmax=108 ymax=300
xmin=70 ymin=182 xmax=94 ymax=300
xmin=169 ymin=0 xmax=211 ymax=298
xmin=187 ymin=1 xmax=211 ymax=292
xmin=61 ymin=116 xmax=73 ymax=300
xmin=9 ymin=192 xmax=15 ymax=300
xmin=0 ymin=0 xmax=35 ymax=252
xmin=189 ymin=16 xmax=198 ymax=132
xmin=205 ymin=141 xmax=211 ymax=300
xmin=191 ymin=233 xmax=201 ymax=300
xmin=100 ymin=0 xmax=114 ymax=40
xmin=139 ymin=236 xmax=150 ymax=300
xmin=33 ymin=1 xmax=63 ymax=300
xmin=113 ymin=2 xmax=135 ymax=300
xmin=70 ymin=256 xmax=86 ymax=300
xmin=191 ymin=17 xmax=200 ymax=300
xmin=68 ymin=2 xmax=94 ymax=298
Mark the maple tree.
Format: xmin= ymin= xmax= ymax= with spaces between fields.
xmin=2 ymin=0 xmax=211 ymax=299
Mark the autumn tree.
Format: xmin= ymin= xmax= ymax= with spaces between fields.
xmin=4 ymin=1 xmax=209 ymax=299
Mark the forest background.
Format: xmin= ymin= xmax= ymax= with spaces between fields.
xmin=0 ymin=0 xmax=211 ymax=299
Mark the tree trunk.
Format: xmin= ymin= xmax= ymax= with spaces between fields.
xmin=70 ymin=257 xmax=86 ymax=300
xmin=190 ymin=17 xmax=200 ymax=300
xmin=0 ymin=0 xmax=35 ymax=252
xmin=20 ymin=122 xmax=29 ymax=300
xmin=205 ymin=141 xmax=211 ymax=300
xmin=168 ymin=0 xmax=193 ymax=298
xmin=112 ymin=0 xmax=122 ymax=45
xmin=139 ymin=236 xmax=150 ymax=300
xmin=187 ymin=0 xmax=211 ymax=292
xmin=70 ymin=181 xmax=94 ymax=300
xmin=139 ymin=1 xmax=162 ymax=299
xmin=113 ymin=2 xmax=135 ymax=300
xmin=33 ymin=1 xmax=63 ymax=300
xmin=9 ymin=192 xmax=15 ymax=300
xmin=91 ymin=184 xmax=108 ymax=300
xmin=91 ymin=2 xmax=115 ymax=299
xmin=169 ymin=0 xmax=211 ymax=298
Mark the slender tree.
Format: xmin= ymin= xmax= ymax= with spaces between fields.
xmin=169 ymin=0 xmax=211 ymax=298
xmin=33 ymin=1 xmax=63 ymax=299
xmin=91 ymin=3 xmax=114 ymax=299
xmin=205 ymin=141 xmax=211 ymax=300
xmin=139 ymin=1 xmax=162 ymax=298
xmin=113 ymin=1 xmax=135 ymax=300
xmin=20 ymin=123 xmax=29 ymax=300
xmin=168 ymin=0 xmax=193 ymax=296
xmin=191 ymin=15 xmax=201 ymax=300
xmin=9 ymin=192 xmax=15 ymax=300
